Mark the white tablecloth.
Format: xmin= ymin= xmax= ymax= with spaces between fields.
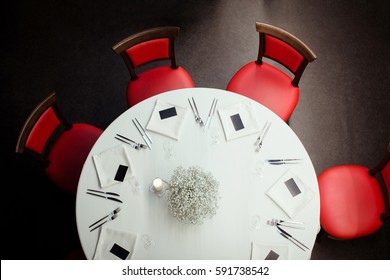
xmin=76 ymin=87 xmax=320 ymax=260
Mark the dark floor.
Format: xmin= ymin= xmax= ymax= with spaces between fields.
xmin=2 ymin=0 xmax=389 ymax=260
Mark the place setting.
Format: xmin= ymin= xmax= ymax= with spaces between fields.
xmin=89 ymin=142 xmax=140 ymax=200
xmin=93 ymin=225 xmax=138 ymax=260
xmin=266 ymin=169 xmax=315 ymax=219
xmin=92 ymin=144 xmax=138 ymax=189
xmin=145 ymin=99 xmax=189 ymax=140
xmin=217 ymin=102 xmax=261 ymax=142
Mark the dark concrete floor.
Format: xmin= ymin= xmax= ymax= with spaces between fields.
xmin=2 ymin=0 xmax=389 ymax=259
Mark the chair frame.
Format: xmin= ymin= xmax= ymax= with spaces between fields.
xmin=15 ymin=91 xmax=71 ymax=167
xmin=112 ymin=26 xmax=180 ymax=81
xmin=255 ymin=22 xmax=317 ymax=87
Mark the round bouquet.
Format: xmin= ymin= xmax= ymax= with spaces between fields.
xmin=168 ymin=166 xmax=220 ymax=225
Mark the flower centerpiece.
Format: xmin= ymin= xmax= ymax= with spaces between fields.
xmin=168 ymin=166 xmax=220 ymax=225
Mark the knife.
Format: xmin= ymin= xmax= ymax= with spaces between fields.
xmin=267 ymin=159 xmax=303 ymax=163
xmin=87 ymin=192 xmax=123 ymax=203
xmin=255 ymin=121 xmax=270 ymax=146
xmin=89 ymin=207 xmax=121 ymax=228
xmin=135 ymin=118 xmax=153 ymax=144
xmin=268 ymin=161 xmax=301 ymax=165
xmin=210 ymin=99 xmax=218 ymax=124
xmin=87 ymin=189 xmax=120 ymax=196
xmin=204 ymin=98 xmax=217 ymax=130
xmin=277 ymin=226 xmax=309 ymax=250
xmin=132 ymin=119 xmax=152 ymax=150
xmin=256 ymin=122 xmax=271 ymax=152
xmin=260 ymin=122 xmax=271 ymax=143
xmin=90 ymin=213 xmax=119 ymax=232
xmin=277 ymin=222 xmax=305 ymax=229
xmin=278 ymin=230 xmax=306 ymax=251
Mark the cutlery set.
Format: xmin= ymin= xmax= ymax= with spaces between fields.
xmin=115 ymin=133 xmax=148 ymax=150
xmin=89 ymin=206 xmax=121 ymax=232
xmin=266 ymin=158 xmax=303 ymax=165
xmin=267 ymin=218 xmax=305 ymax=229
xmin=188 ymin=97 xmax=204 ymax=126
xmin=132 ymin=117 xmax=153 ymax=150
xmin=86 ymin=189 xmax=123 ymax=203
xmin=267 ymin=218 xmax=309 ymax=251
xmin=204 ymin=98 xmax=218 ymax=130
xmin=276 ymin=226 xmax=309 ymax=251
xmin=255 ymin=121 xmax=271 ymax=152
xmin=188 ymin=97 xmax=218 ymax=130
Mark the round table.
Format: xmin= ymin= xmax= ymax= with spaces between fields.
xmin=76 ymin=87 xmax=320 ymax=260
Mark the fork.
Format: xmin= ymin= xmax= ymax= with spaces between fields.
xmin=267 ymin=218 xmax=305 ymax=229
xmin=115 ymin=136 xmax=141 ymax=150
xmin=188 ymin=98 xmax=198 ymax=123
xmin=188 ymin=97 xmax=204 ymax=126
xmin=255 ymin=121 xmax=271 ymax=152
xmin=89 ymin=206 xmax=121 ymax=228
xmin=116 ymin=134 xmax=147 ymax=149
xmin=135 ymin=118 xmax=153 ymax=144
xmin=90 ymin=213 xmax=119 ymax=232
xmin=192 ymin=97 xmax=204 ymax=126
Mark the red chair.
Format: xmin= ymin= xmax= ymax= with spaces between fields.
xmin=318 ymin=143 xmax=390 ymax=240
xmin=226 ymin=22 xmax=317 ymax=122
xmin=112 ymin=26 xmax=195 ymax=107
xmin=16 ymin=91 xmax=103 ymax=195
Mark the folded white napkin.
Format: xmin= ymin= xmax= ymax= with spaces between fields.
xmin=266 ymin=169 xmax=314 ymax=218
xmin=93 ymin=225 xmax=138 ymax=260
xmin=93 ymin=144 xmax=137 ymax=189
xmin=251 ymin=242 xmax=289 ymax=260
xmin=146 ymin=100 xmax=188 ymax=140
xmin=218 ymin=102 xmax=260 ymax=141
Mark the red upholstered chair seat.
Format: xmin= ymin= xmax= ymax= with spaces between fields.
xmin=227 ymin=62 xmax=299 ymax=121
xmin=127 ymin=65 xmax=195 ymax=107
xmin=318 ymin=165 xmax=385 ymax=239
xmin=46 ymin=123 xmax=102 ymax=194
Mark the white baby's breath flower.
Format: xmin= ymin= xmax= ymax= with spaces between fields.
xmin=168 ymin=166 xmax=220 ymax=225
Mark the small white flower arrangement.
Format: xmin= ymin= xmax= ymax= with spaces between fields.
xmin=168 ymin=166 xmax=220 ymax=225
